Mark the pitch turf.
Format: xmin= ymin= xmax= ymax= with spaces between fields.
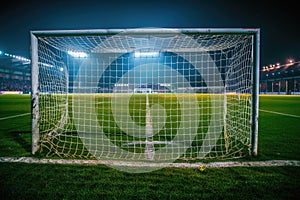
xmin=35 ymin=93 xmax=252 ymax=160
xmin=0 ymin=94 xmax=299 ymax=199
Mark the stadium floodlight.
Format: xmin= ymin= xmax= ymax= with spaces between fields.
xmin=31 ymin=28 xmax=260 ymax=169
xmin=1 ymin=51 xmax=31 ymax=63
xmin=67 ymin=50 xmax=88 ymax=58
xmin=134 ymin=51 xmax=159 ymax=58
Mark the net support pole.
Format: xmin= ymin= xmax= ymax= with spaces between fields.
xmin=31 ymin=32 xmax=40 ymax=155
xmin=223 ymin=87 xmax=228 ymax=154
xmin=251 ymin=29 xmax=260 ymax=156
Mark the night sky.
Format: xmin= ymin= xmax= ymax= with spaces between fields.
xmin=0 ymin=0 xmax=299 ymax=67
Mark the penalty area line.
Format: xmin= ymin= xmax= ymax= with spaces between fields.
xmin=259 ymin=109 xmax=300 ymax=118
xmin=0 ymin=113 xmax=31 ymax=121
xmin=0 ymin=157 xmax=299 ymax=168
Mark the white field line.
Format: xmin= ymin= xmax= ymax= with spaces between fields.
xmin=260 ymin=109 xmax=300 ymax=118
xmin=0 ymin=113 xmax=31 ymax=121
xmin=0 ymin=157 xmax=299 ymax=168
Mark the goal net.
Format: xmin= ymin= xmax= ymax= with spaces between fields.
xmin=31 ymin=28 xmax=259 ymax=163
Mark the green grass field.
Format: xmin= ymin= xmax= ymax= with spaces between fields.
xmin=0 ymin=94 xmax=300 ymax=199
xmin=36 ymin=93 xmax=252 ymax=160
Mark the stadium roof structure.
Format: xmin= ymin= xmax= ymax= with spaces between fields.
xmin=260 ymin=61 xmax=300 ymax=81
xmin=0 ymin=51 xmax=31 ymax=73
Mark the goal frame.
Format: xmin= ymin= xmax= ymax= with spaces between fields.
xmin=30 ymin=28 xmax=260 ymax=157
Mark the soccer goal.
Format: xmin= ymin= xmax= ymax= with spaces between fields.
xmin=31 ymin=28 xmax=259 ymax=163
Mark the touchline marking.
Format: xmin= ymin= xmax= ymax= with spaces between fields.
xmin=260 ymin=109 xmax=300 ymax=118
xmin=0 ymin=113 xmax=31 ymax=121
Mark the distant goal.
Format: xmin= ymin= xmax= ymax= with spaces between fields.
xmin=31 ymin=28 xmax=260 ymax=163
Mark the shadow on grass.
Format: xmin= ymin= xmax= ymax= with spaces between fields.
xmin=10 ymin=131 xmax=32 ymax=153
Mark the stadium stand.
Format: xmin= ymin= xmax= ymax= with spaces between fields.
xmin=0 ymin=50 xmax=299 ymax=95
xmin=260 ymin=61 xmax=300 ymax=94
xmin=0 ymin=51 xmax=30 ymax=94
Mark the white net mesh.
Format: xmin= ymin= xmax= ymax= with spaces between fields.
xmin=32 ymin=28 xmax=257 ymax=161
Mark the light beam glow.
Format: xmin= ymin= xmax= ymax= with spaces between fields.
xmin=67 ymin=51 xmax=88 ymax=58
xmin=134 ymin=51 xmax=159 ymax=58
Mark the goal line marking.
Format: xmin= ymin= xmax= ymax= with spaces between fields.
xmin=0 ymin=157 xmax=299 ymax=168
xmin=0 ymin=113 xmax=31 ymax=121
xmin=259 ymin=109 xmax=300 ymax=118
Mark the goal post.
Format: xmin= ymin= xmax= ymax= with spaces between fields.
xmin=31 ymin=28 xmax=260 ymax=163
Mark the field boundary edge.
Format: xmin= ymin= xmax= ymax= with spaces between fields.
xmin=0 ymin=157 xmax=299 ymax=168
